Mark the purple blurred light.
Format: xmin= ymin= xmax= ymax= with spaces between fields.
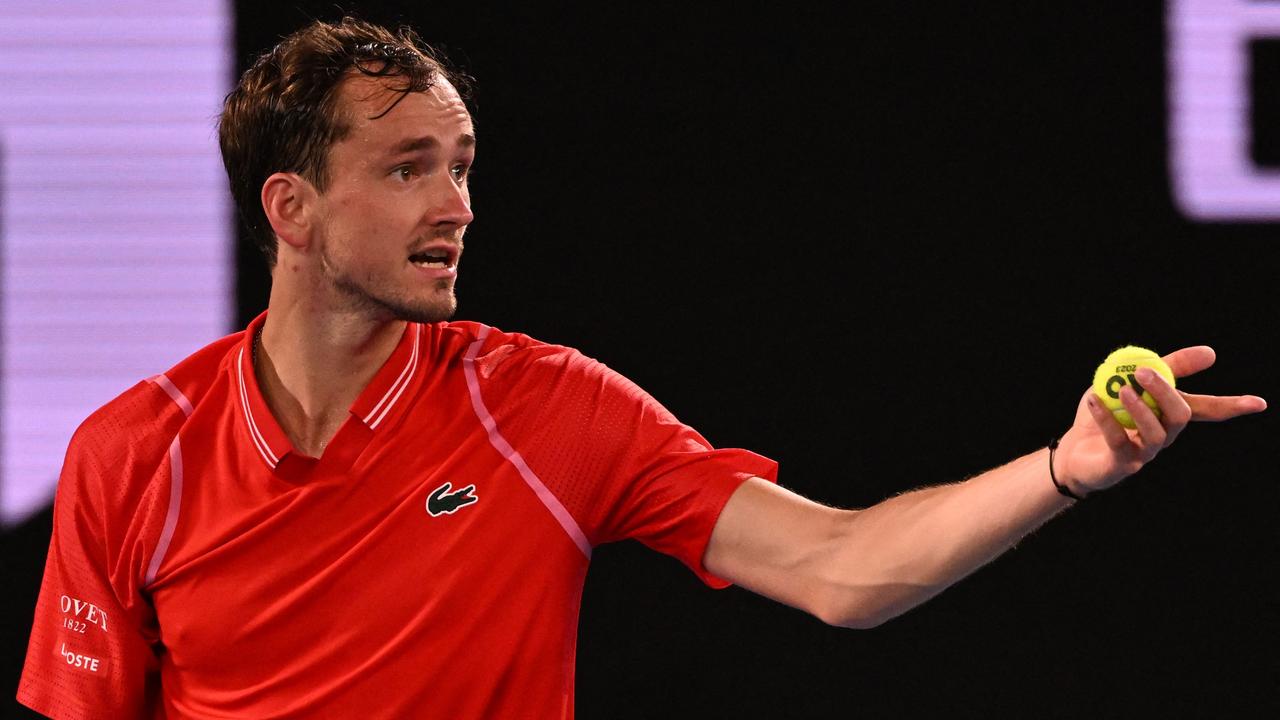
xmin=0 ymin=0 xmax=233 ymax=524
xmin=1169 ymin=0 xmax=1280 ymax=219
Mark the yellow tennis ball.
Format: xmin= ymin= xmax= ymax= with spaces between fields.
xmin=1091 ymin=346 xmax=1176 ymax=429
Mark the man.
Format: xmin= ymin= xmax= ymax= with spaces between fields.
xmin=17 ymin=17 xmax=1266 ymax=719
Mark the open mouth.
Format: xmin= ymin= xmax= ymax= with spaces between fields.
xmin=409 ymin=247 xmax=458 ymax=269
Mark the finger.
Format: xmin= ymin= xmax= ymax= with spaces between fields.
xmin=1084 ymin=391 xmax=1131 ymax=450
xmin=1136 ymin=367 xmax=1191 ymax=445
xmin=1160 ymin=345 xmax=1216 ymax=379
xmin=1120 ymin=385 xmax=1166 ymax=455
xmin=1183 ymin=392 xmax=1269 ymax=422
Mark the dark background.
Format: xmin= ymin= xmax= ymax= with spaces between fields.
xmin=5 ymin=1 xmax=1278 ymax=717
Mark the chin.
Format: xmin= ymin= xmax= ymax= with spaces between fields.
xmin=398 ymin=305 xmax=456 ymax=324
xmin=386 ymin=292 xmax=457 ymax=324
xmin=333 ymin=273 xmax=458 ymax=324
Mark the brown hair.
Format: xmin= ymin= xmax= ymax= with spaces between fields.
xmin=218 ymin=17 xmax=469 ymax=267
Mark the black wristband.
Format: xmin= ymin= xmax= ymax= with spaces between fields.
xmin=1048 ymin=437 xmax=1086 ymax=501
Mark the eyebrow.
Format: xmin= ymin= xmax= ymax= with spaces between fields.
xmin=390 ymin=133 xmax=476 ymax=155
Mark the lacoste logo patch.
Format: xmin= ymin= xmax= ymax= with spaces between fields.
xmin=426 ymin=482 xmax=479 ymax=517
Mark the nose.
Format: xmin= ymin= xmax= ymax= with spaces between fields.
xmin=428 ymin=172 xmax=474 ymax=228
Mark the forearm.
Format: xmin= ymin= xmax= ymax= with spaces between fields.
xmin=825 ymin=447 xmax=1073 ymax=628
xmin=709 ymin=351 xmax=1263 ymax=630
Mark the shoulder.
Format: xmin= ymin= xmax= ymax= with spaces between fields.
xmin=156 ymin=330 xmax=244 ymax=408
xmin=441 ymin=321 xmax=619 ymax=389
xmin=439 ymin=322 xmax=664 ymax=423
xmin=63 ymin=331 xmax=241 ymax=508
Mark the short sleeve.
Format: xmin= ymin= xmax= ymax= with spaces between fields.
xmin=477 ymin=339 xmax=778 ymax=588
xmin=18 ymin=417 xmax=165 ymax=718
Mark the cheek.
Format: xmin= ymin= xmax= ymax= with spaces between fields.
xmin=321 ymin=183 xmax=418 ymax=257
xmin=329 ymin=191 xmax=392 ymax=235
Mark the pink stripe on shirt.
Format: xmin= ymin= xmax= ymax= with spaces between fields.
xmin=462 ymin=326 xmax=592 ymax=559
xmin=144 ymin=437 xmax=184 ymax=587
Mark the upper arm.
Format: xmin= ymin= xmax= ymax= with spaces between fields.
xmin=19 ymin=493 xmax=161 ymax=719
xmin=703 ymin=477 xmax=853 ymax=623
xmin=18 ymin=395 xmax=170 ymax=718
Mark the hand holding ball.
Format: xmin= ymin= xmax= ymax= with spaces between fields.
xmin=1091 ymin=346 xmax=1176 ymax=429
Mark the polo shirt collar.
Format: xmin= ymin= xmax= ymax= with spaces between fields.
xmin=234 ymin=311 xmax=423 ymax=469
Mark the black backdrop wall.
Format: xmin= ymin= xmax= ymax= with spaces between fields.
xmin=5 ymin=2 xmax=1277 ymax=717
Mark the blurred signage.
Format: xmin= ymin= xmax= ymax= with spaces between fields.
xmin=1169 ymin=0 xmax=1280 ymax=219
xmin=0 ymin=1 xmax=233 ymax=524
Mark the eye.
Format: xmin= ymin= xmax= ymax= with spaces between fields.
xmin=392 ymin=164 xmax=418 ymax=182
xmin=450 ymin=163 xmax=471 ymax=182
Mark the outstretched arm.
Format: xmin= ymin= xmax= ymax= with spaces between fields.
xmin=703 ymin=346 xmax=1265 ymax=628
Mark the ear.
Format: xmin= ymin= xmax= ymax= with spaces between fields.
xmin=261 ymin=172 xmax=318 ymax=252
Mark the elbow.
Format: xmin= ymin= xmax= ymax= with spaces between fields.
xmin=811 ymin=591 xmax=892 ymax=630
xmin=826 ymin=613 xmax=885 ymax=630
xmin=812 ymin=580 xmax=936 ymax=629
xmin=816 ymin=606 xmax=887 ymax=630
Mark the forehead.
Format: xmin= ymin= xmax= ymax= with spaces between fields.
xmin=335 ymin=73 xmax=473 ymax=144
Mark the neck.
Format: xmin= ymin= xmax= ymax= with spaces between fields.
xmin=254 ymin=289 xmax=406 ymax=458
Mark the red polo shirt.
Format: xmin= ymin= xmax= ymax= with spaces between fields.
xmin=18 ymin=314 xmax=778 ymax=719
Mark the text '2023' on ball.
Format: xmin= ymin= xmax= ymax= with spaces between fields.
xmin=1091 ymin=345 xmax=1176 ymax=429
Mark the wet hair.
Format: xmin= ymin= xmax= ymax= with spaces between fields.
xmin=218 ymin=17 xmax=470 ymax=267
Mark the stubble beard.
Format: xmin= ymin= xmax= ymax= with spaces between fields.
xmin=322 ymin=250 xmax=459 ymax=325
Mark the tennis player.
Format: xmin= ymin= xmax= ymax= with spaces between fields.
xmin=17 ymin=17 xmax=1266 ymax=719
